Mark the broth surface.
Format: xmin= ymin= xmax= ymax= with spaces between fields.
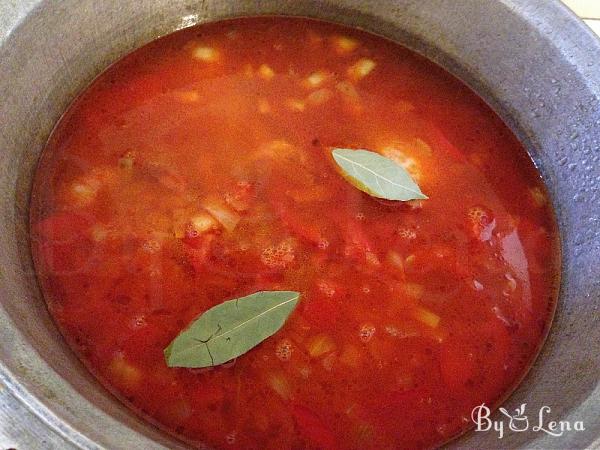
xmin=30 ymin=17 xmax=559 ymax=449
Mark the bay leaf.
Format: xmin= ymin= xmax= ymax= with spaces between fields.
xmin=331 ymin=148 xmax=428 ymax=201
xmin=164 ymin=291 xmax=300 ymax=368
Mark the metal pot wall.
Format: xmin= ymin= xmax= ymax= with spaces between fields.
xmin=0 ymin=1 xmax=599 ymax=448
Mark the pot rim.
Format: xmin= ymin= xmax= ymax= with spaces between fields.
xmin=1 ymin=1 xmax=599 ymax=449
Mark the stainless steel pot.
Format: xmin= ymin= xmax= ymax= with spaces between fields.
xmin=0 ymin=1 xmax=599 ymax=448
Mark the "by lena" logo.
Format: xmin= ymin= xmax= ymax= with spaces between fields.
xmin=471 ymin=403 xmax=585 ymax=439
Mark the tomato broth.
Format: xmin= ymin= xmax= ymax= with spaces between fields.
xmin=30 ymin=17 xmax=560 ymax=450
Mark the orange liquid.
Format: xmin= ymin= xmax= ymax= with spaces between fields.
xmin=30 ymin=17 xmax=559 ymax=449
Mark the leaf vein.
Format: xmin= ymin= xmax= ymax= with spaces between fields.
xmin=213 ymin=296 xmax=297 ymax=340
xmin=336 ymin=153 xmax=422 ymax=196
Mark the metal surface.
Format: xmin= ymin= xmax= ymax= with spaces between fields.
xmin=0 ymin=0 xmax=599 ymax=449
xmin=0 ymin=384 xmax=77 ymax=450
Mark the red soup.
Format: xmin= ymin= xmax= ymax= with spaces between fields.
xmin=30 ymin=17 xmax=560 ymax=450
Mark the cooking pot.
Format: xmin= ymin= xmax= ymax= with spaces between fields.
xmin=0 ymin=0 xmax=599 ymax=448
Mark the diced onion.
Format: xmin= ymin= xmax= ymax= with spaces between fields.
xmin=286 ymin=98 xmax=306 ymax=112
xmin=339 ymin=344 xmax=361 ymax=368
xmin=173 ymin=90 xmax=200 ymax=103
xmin=202 ymin=199 xmax=240 ymax=232
xmin=258 ymin=64 xmax=275 ymax=80
xmin=530 ymin=187 xmax=546 ymax=207
xmin=386 ymin=250 xmax=405 ymax=272
xmin=193 ymin=46 xmax=219 ymax=62
xmin=412 ymin=306 xmax=441 ymax=329
xmin=347 ymin=58 xmax=376 ymax=80
xmin=304 ymin=71 xmax=331 ymax=88
xmin=108 ymin=353 xmax=141 ymax=390
xmin=190 ymin=212 xmax=219 ymax=233
xmin=70 ymin=181 xmax=98 ymax=205
xmin=331 ymin=35 xmax=359 ymax=54
xmin=268 ymin=372 xmax=291 ymax=399
xmin=403 ymin=283 xmax=424 ymax=300
xmin=306 ymin=334 xmax=336 ymax=358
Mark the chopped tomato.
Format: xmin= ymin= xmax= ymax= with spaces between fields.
xmin=190 ymin=383 xmax=225 ymax=406
xmin=39 ymin=241 xmax=93 ymax=275
xmin=424 ymin=122 xmax=466 ymax=162
xmin=183 ymin=234 xmax=216 ymax=272
xmin=143 ymin=165 xmax=187 ymax=194
xmin=271 ymin=196 xmax=328 ymax=246
xmin=292 ymin=405 xmax=339 ymax=450
xmin=224 ymin=181 xmax=255 ymax=212
xmin=34 ymin=212 xmax=91 ymax=244
xmin=439 ymin=337 xmax=477 ymax=391
xmin=341 ymin=220 xmax=373 ymax=259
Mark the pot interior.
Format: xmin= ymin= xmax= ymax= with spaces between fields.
xmin=0 ymin=1 xmax=599 ymax=449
